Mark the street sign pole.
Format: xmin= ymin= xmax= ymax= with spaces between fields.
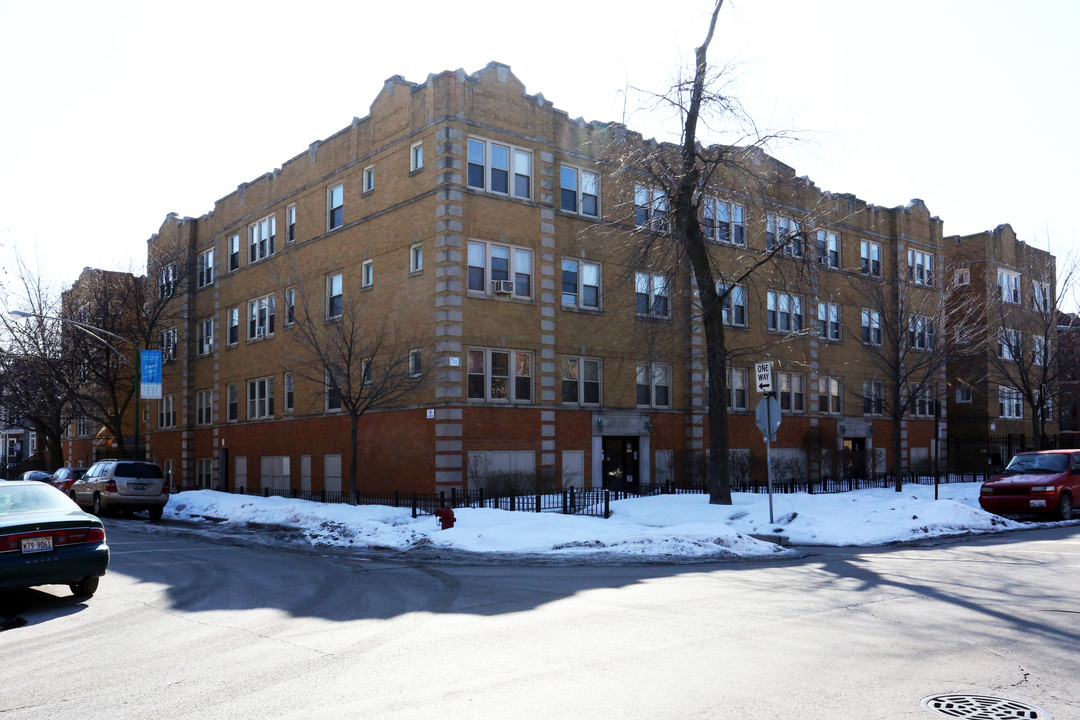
xmin=766 ymin=397 xmax=774 ymax=524
xmin=754 ymin=362 xmax=781 ymax=525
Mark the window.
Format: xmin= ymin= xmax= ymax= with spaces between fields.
xmin=954 ymin=267 xmax=970 ymax=286
xmin=158 ymin=395 xmax=175 ymax=429
xmin=860 ymin=240 xmax=882 ymax=277
xmin=466 ymin=138 xmax=532 ymax=199
xmin=248 ymin=377 xmax=274 ymax=419
xmin=227 ymin=384 xmax=238 ymax=422
xmin=908 ymin=315 xmax=935 ymax=351
xmin=248 ymin=215 xmax=276 ymax=263
xmin=766 ymin=214 xmax=802 ymax=256
xmin=327 ymin=273 xmax=343 ymax=318
xmin=727 ymin=367 xmax=748 ymax=411
xmin=816 ymin=230 xmax=840 ymax=268
xmin=767 ymin=291 xmax=804 ymax=332
xmin=160 ymin=327 xmax=177 ymax=363
xmin=410 ymin=243 xmax=423 ymax=273
xmin=776 ymin=372 xmax=805 ymax=412
xmin=818 ymin=376 xmax=842 ymax=414
xmin=326 ymin=369 xmax=343 ymax=412
xmin=410 ymin=142 xmax=423 ymax=172
xmin=227 ymin=306 xmax=239 ymax=346
xmin=816 ymin=302 xmax=841 ymax=341
xmin=956 ymin=383 xmax=972 ymax=403
xmin=467 ymin=349 xmax=532 ymax=403
xmin=861 ymin=308 xmax=883 ymax=345
xmin=197 ymin=317 xmax=214 ymax=356
xmin=908 ymin=249 xmax=934 ymax=287
xmin=1033 ymin=335 xmax=1049 ymax=366
xmin=997 ymin=269 xmax=1021 ymax=304
xmin=636 ymin=363 xmax=671 ymax=408
xmin=635 ymin=272 xmax=669 ymax=319
xmin=248 ymin=294 xmax=275 ymax=340
xmin=159 ymin=263 xmax=176 ymax=299
xmin=1036 ymin=390 xmax=1053 ymax=422
xmin=720 ymin=284 xmax=747 ymax=327
xmin=196 ymin=458 xmax=213 ymax=488
xmin=634 ymin=185 xmax=668 ymax=233
xmin=561 ymin=259 xmax=601 ymax=310
xmin=197 ymin=248 xmax=215 ymax=289
xmin=1033 ymin=281 xmax=1052 ymax=312
xmin=561 ymin=357 xmax=601 ymax=405
xmin=999 ymin=386 xmax=1023 ymax=419
xmin=328 ymin=183 xmax=344 ymax=230
xmin=284 ymin=373 xmax=294 ymax=413
xmin=229 ymin=234 xmax=240 ymax=272
xmin=360 ymin=166 xmax=374 ymax=194
xmin=361 ymin=260 xmax=373 ymax=289
xmin=863 ymin=381 xmax=885 ymax=415
xmin=998 ymin=328 xmax=1020 ymax=360
xmin=559 ymin=165 xmax=599 ymax=217
xmin=909 ymin=384 xmax=936 ymax=418
xmin=196 ymin=389 xmax=213 ymax=426
xmin=409 ymin=349 xmax=422 ymax=377
xmin=703 ymin=197 xmax=745 ymax=245
xmin=285 ymin=287 xmax=296 ymax=326
xmin=467 ymin=240 xmax=533 ymax=298
xmin=286 ymin=204 xmax=296 ymax=243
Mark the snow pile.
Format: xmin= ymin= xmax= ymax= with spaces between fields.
xmin=164 ymin=482 xmax=1023 ymax=559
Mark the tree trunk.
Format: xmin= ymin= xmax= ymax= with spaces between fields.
xmin=349 ymin=412 xmax=359 ymax=496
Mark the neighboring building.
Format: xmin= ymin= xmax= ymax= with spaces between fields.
xmin=0 ymin=419 xmax=37 ymax=480
xmin=144 ymin=62 xmax=960 ymax=494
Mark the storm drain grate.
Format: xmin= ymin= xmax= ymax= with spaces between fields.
xmin=922 ymin=694 xmax=1051 ymax=719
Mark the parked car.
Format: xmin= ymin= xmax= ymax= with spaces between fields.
xmin=49 ymin=467 xmax=87 ymax=494
xmin=979 ymin=450 xmax=1080 ymax=521
xmin=18 ymin=470 xmax=52 ymax=483
xmin=69 ymin=460 xmax=170 ymax=520
xmin=0 ymin=480 xmax=110 ymax=596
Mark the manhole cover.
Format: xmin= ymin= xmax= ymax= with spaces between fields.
xmin=922 ymin=694 xmax=1051 ymax=719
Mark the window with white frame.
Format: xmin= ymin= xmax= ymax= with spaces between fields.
xmin=197 ymin=317 xmax=214 ymax=356
xmin=908 ymin=249 xmax=934 ymax=286
xmin=467 ymin=349 xmax=533 ymax=403
xmin=719 ymin=283 xmax=748 ymax=327
xmin=816 ymin=301 xmax=841 ymax=341
xmin=998 ymin=328 xmax=1020 ymax=360
xmin=159 ymin=395 xmax=176 ymax=429
xmin=818 ymin=376 xmax=842 ymax=414
xmin=227 ymin=306 xmax=239 ymax=346
xmin=1033 ymin=334 xmax=1049 ymax=366
xmin=327 ymin=273 xmax=343 ymax=318
xmin=561 ymin=259 xmax=601 ymax=310
xmin=248 ymin=377 xmax=274 ymax=419
xmin=956 ymin=383 xmax=972 ymax=403
xmin=860 ymin=240 xmax=882 ymax=277
xmin=226 ymin=384 xmax=238 ymax=422
xmin=1033 ymin=281 xmax=1052 ymax=312
xmin=559 ymin=165 xmax=599 ymax=217
xmin=727 ymin=367 xmax=748 ymax=411
xmin=634 ymin=184 xmax=668 ymax=233
xmin=1036 ymin=389 xmax=1053 ymax=421
xmin=561 ymin=357 xmax=601 ymax=405
xmin=861 ymin=308 xmax=883 ymax=345
xmin=776 ymin=372 xmax=805 ymax=412
xmin=767 ymin=291 xmax=804 ymax=332
xmin=467 ymin=138 xmax=532 ymax=199
xmin=284 ymin=372 xmax=294 ymax=413
xmin=467 ymin=240 xmax=533 ymax=298
xmin=766 ymin=214 xmax=802 ymax=256
xmin=196 ymin=389 xmax=213 ymax=426
xmin=863 ymin=380 xmax=885 ymax=415
xmin=909 ymin=384 xmax=936 ymax=418
xmin=908 ymin=315 xmax=935 ymax=351
xmin=328 ymin=183 xmax=344 ymax=231
xmin=197 ymin=248 xmax=215 ymax=289
xmin=635 ymin=272 xmax=670 ymax=319
xmin=816 ymin=230 xmax=840 ymax=268
xmin=410 ymin=243 xmax=423 ymax=273
xmin=229 ymin=233 xmax=240 ymax=272
xmin=999 ymin=386 xmax=1023 ymax=419
xmin=410 ymin=142 xmax=423 ymax=172
xmin=285 ymin=287 xmax=296 ymax=325
xmin=159 ymin=263 xmax=176 ymax=299
xmin=409 ymin=349 xmax=422 ymax=377
xmin=286 ymin=204 xmax=296 ymax=243
xmin=954 ymin=267 xmax=970 ymax=286
xmin=160 ymin=327 xmax=177 ymax=363
xmin=636 ymin=362 xmax=671 ymax=408
xmin=704 ymin=197 xmax=745 ymax=245
xmin=363 ymin=165 xmax=375 ymax=193
xmin=248 ymin=214 xmax=276 ymax=263
xmin=997 ymin=268 xmax=1020 ymax=304
xmin=248 ymin=294 xmax=275 ymax=340
xmin=196 ymin=458 xmax=213 ymax=488
xmin=361 ymin=260 xmax=373 ymax=289
xmin=325 ymin=369 xmax=343 ymax=412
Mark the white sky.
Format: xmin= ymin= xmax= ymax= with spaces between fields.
xmin=1 ymin=0 xmax=1077 ymax=300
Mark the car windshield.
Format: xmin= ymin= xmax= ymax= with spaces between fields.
xmin=1004 ymin=454 xmax=1069 ymax=474
xmin=0 ymin=483 xmax=78 ymax=516
xmin=114 ymin=463 xmax=164 ymax=479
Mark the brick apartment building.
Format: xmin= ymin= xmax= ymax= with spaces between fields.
xmin=138 ymin=62 xmax=1028 ymax=494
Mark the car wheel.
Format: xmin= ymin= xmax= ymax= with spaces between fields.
xmin=92 ymin=493 xmax=102 ymax=517
xmin=148 ymin=506 xmax=163 ymax=522
xmin=69 ymin=576 xmax=99 ymax=597
xmin=1058 ymin=493 xmax=1073 ymax=522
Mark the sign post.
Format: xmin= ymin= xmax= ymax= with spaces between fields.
xmin=754 ymin=361 xmax=781 ymax=524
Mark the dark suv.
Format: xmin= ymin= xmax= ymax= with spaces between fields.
xmin=979 ymin=450 xmax=1079 ymax=521
xmin=70 ymin=460 xmax=170 ymax=520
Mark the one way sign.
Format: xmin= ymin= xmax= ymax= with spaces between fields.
xmin=755 ymin=361 xmax=773 ymax=394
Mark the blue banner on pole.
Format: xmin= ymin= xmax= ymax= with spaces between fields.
xmin=140 ymin=350 xmax=163 ymax=400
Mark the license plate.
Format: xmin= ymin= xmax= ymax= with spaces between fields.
xmin=1030 ymin=499 xmax=1047 ymax=508
xmin=131 ymin=483 xmax=147 ymax=491
xmin=21 ymin=536 xmax=53 ymax=554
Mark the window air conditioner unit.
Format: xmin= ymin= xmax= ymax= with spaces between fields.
xmin=492 ymin=280 xmax=514 ymax=295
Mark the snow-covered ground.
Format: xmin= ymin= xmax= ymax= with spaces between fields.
xmin=161 ymin=482 xmax=1037 ymax=560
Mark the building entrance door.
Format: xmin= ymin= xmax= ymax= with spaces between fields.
xmin=602 ymin=436 xmax=639 ymax=490
xmin=842 ymin=437 xmax=868 ymax=479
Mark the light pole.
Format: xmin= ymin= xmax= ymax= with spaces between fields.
xmin=8 ymin=309 xmax=143 ymax=460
